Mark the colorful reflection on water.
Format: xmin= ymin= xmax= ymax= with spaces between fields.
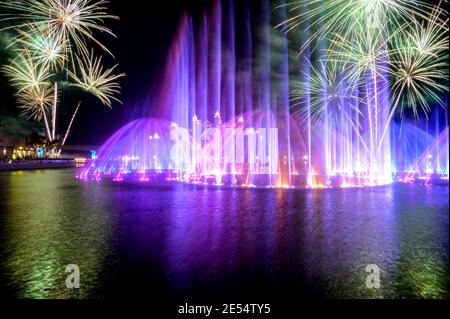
xmin=0 ymin=169 xmax=448 ymax=299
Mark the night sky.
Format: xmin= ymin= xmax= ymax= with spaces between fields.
xmin=0 ymin=0 xmax=446 ymax=145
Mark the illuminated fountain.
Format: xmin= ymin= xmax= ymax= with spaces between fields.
xmin=79 ymin=0 xmax=448 ymax=188
xmin=390 ymin=112 xmax=449 ymax=185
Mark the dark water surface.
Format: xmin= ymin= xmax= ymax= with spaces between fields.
xmin=0 ymin=169 xmax=448 ymax=300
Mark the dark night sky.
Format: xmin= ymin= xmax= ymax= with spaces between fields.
xmin=0 ymin=0 xmax=446 ymax=145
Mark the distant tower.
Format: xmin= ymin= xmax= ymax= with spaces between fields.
xmin=170 ymin=122 xmax=178 ymax=141
xmin=192 ymin=114 xmax=201 ymax=136
xmin=236 ymin=116 xmax=245 ymax=169
xmin=238 ymin=116 xmax=244 ymax=128
xmin=192 ymin=114 xmax=201 ymax=172
xmin=214 ymin=110 xmax=222 ymax=127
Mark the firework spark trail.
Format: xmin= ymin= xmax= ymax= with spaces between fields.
xmin=61 ymin=101 xmax=81 ymax=147
xmin=41 ymin=104 xmax=53 ymax=140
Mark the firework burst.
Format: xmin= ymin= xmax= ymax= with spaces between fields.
xmin=409 ymin=2 xmax=448 ymax=58
xmin=69 ymin=51 xmax=125 ymax=107
xmin=3 ymin=51 xmax=51 ymax=93
xmin=278 ymin=0 xmax=437 ymax=53
xmin=327 ymin=23 xmax=392 ymax=87
xmin=1 ymin=0 xmax=118 ymax=57
xmin=13 ymin=24 xmax=69 ymax=68
xmin=16 ymin=84 xmax=55 ymax=121
xmin=389 ymin=36 xmax=448 ymax=117
xmin=291 ymin=59 xmax=369 ymax=152
xmin=291 ymin=60 xmax=361 ymax=122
